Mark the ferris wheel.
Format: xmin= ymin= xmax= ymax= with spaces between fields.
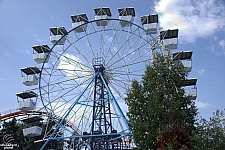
xmin=17 ymin=7 xmax=181 ymax=150
xmin=40 ymin=7 xmax=164 ymax=150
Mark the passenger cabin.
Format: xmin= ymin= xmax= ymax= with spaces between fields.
xmin=141 ymin=14 xmax=158 ymax=34
xmin=118 ymin=7 xmax=135 ymax=27
xmin=94 ymin=7 xmax=112 ymax=26
xmin=32 ymin=45 xmax=50 ymax=64
xmin=21 ymin=116 xmax=43 ymax=137
xmin=50 ymin=27 xmax=68 ymax=45
xmin=16 ymin=90 xmax=37 ymax=112
xmin=71 ymin=13 xmax=88 ymax=33
xmin=23 ymin=126 xmax=42 ymax=137
xmin=173 ymin=51 xmax=193 ymax=72
xmin=160 ymin=29 xmax=178 ymax=50
xmin=20 ymin=66 xmax=40 ymax=86
xmin=184 ymin=78 xmax=197 ymax=100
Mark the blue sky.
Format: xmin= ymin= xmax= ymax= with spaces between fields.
xmin=0 ymin=0 xmax=225 ymax=121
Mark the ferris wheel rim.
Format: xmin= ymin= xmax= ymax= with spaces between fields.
xmin=38 ymin=17 xmax=162 ymax=138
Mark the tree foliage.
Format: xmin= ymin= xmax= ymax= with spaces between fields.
xmin=0 ymin=117 xmax=21 ymax=148
xmin=125 ymin=54 xmax=198 ymax=149
xmin=194 ymin=109 xmax=225 ymax=149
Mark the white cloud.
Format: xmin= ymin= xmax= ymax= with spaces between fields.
xmin=37 ymin=38 xmax=47 ymax=43
xmin=21 ymin=49 xmax=30 ymax=55
xmin=4 ymin=53 xmax=11 ymax=57
xmin=197 ymin=68 xmax=205 ymax=76
xmin=195 ymin=101 xmax=212 ymax=109
xmin=32 ymin=34 xmax=47 ymax=43
xmin=207 ymin=44 xmax=224 ymax=56
xmin=218 ymin=40 xmax=225 ymax=55
xmin=105 ymin=35 xmax=113 ymax=43
xmin=207 ymin=45 xmax=215 ymax=54
xmin=219 ymin=40 xmax=225 ymax=49
xmin=0 ymin=77 xmax=6 ymax=84
xmin=57 ymin=53 xmax=92 ymax=80
xmin=214 ymin=36 xmax=218 ymax=41
xmin=154 ymin=0 xmax=225 ymax=43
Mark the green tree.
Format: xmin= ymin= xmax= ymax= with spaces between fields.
xmin=125 ymin=54 xmax=198 ymax=149
xmin=0 ymin=117 xmax=22 ymax=149
xmin=194 ymin=109 xmax=225 ymax=150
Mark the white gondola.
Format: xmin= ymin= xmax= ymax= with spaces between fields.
xmin=182 ymin=61 xmax=192 ymax=72
xmin=94 ymin=7 xmax=111 ymax=26
xmin=160 ymin=29 xmax=178 ymax=50
xmin=18 ymin=100 xmax=36 ymax=111
xmin=184 ymin=78 xmax=197 ymax=100
xmin=21 ymin=116 xmax=43 ymax=137
xmin=141 ymin=14 xmax=158 ymax=34
xmin=173 ymin=51 xmax=193 ymax=72
xmin=184 ymin=88 xmax=197 ymax=100
xmin=23 ymin=126 xmax=42 ymax=137
xmin=71 ymin=13 xmax=88 ymax=33
xmin=33 ymin=45 xmax=50 ymax=64
xmin=20 ymin=66 xmax=40 ymax=86
xmin=16 ymin=91 xmax=37 ymax=111
xmin=118 ymin=7 xmax=135 ymax=27
xmin=50 ymin=27 xmax=68 ymax=45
